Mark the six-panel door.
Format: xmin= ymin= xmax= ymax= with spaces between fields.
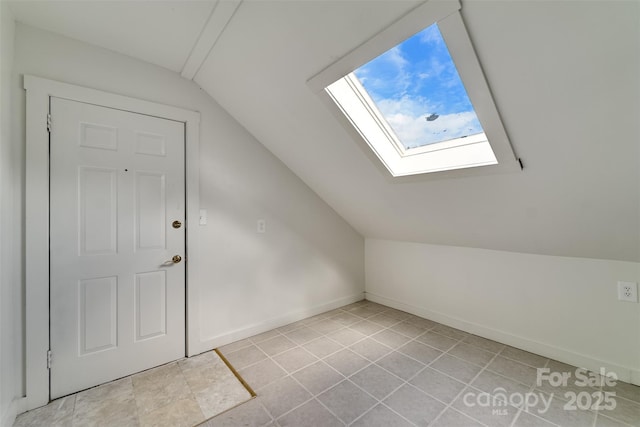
xmin=49 ymin=97 xmax=186 ymax=398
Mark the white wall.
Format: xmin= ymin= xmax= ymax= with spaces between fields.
xmin=365 ymin=239 xmax=640 ymax=385
xmin=0 ymin=3 xmax=23 ymax=427
xmin=8 ymin=22 xmax=363 ymax=416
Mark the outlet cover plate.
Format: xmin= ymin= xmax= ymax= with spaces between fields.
xmin=618 ymin=281 xmax=638 ymax=303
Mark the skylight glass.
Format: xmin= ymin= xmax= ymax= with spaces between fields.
xmin=353 ymin=23 xmax=483 ymax=150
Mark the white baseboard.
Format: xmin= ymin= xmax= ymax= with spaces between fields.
xmin=365 ymin=292 xmax=640 ymax=386
xmin=195 ymin=292 xmax=365 ymax=354
xmin=1 ymin=397 xmax=27 ymax=427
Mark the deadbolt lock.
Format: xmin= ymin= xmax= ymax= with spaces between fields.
xmin=172 ymin=220 xmax=182 ymax=229
xmin=172 ymin=255 xmax=182 ymax=263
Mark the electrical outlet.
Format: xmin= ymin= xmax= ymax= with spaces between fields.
xmin=617 ymin=281 xmax=638 ymax=303
xmin=257 ymin=219 xmax=266 ymax=233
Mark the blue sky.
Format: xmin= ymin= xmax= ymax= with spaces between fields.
xmin=354 ymin=23 xmax=483 ymax=149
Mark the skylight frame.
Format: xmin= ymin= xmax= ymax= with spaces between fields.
xmin=326 ymin=71 xmax=498 ymax=176
xmin=338 ymin=72 xmax=485 ymax=159
xmin=336 ymin=73 xmax=407 ymax=158
xmin=308 ymin=0 xmax=518 ymax=179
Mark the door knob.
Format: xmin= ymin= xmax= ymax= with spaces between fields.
xmin=171 ymin=255 xmax=182 ymax=263
xmin=172 ymin=220 xmax=182 ymax=229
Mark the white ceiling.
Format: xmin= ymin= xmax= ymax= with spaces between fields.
xmin=8 ymin=0 xmax=640 ymax=262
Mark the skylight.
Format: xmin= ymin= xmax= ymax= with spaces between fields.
xmin=353 ymin=23 xmax=483 ymax=150
xmin=312 ymin=3 xmax=518 ymax=178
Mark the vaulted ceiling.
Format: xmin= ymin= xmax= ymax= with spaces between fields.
xmin=9 ymin=0 xmax=640 ymax=262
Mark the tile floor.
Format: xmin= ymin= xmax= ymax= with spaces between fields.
xmin=207 ymin=300 xmax=640 ymax=427
xmin=14 ymin=350 xmax=252 ymax=427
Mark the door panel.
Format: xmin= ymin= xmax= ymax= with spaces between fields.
xmin=135 ymin=131 xmax=166 ymax=156
xmin=78 ymin=167 xmax=118 ymax=255
xmin=50 ymin=97 xmax=185 ymax=399
xmin=79 ymin=122 xmax=118 ymax=151
xmin=79 ymin=276 xmax=118 ymax=355
xmin=135 ymin=271 xmax=167 ymax=341
xmin=136 ymin=171 xmax=166 ymax=250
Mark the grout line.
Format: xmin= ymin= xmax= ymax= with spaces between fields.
xmin=346 ymin=391 xmax=414 ymax=427
xmin=259 ymin=360 xmax=348 ymax=424
xmin=235 ymin=309 xmax=363 ymax=424
xmin=431 ymin=352 xmax=503 ymax=427
xmin=335 ymin=307 xmax=474 ymax=425
xmin=342 ymin=311 xmax=466 ymax=425
xmin=351 ymin=306 xmax=491 ymax=425
xmin=218 ymin=301 xmax=616 ymax=427
xmin=258 ymin=305 xmax=396 ymax=425
xmin=507 ymin=358 xmax=557 ymax=427
xmin=363 ymin=303 xmax=628 ymax=426
xmin=198 ymin=395 xmax=258 ymax=426
xmin=593 ymin=368 xmax=604 ymax=427
xmin=341 ymin=316 xmax=493 ymax=426
xmin=595 ymin=412 xmax=636 ymax=427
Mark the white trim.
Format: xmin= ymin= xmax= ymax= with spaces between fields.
xmin=307 ymin=0 xmax=461 ymax=93
xmin=199 ymin=293 xmax=365 ymax=351
xmin=326 ymin=74 xmax=498 ymax=176
xmin=365 ymin=292 xmax=640 ymax=386
xmin=1 ymin=397 xmax=27 ymax=426
xmin=439 ymin=12 xmax=517 ymax=171
xmin=331 ymin=72 xmax=491 ymax=159
xmin=23 ymin=75 xmax=201 ymax=410
xmin=181 ymin=0 xmax=242 ymax=80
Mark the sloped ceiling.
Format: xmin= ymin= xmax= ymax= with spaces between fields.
xmin=9 ymin=0 xmax=640 ymax=262
xmin=8 ymin=0 xmax=218 ymax=72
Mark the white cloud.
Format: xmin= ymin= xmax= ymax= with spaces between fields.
xmin=384 ymin=46 xmax=408 ymax=70
xmin=376 ymin=96 xmax=481 ymax=148
xmin=419 ymin=24 xmax=444 ymax=45
xmin=428 ymin=57 xmax=446 ymax=77
xmin=356 ymin=46 xmax=411 ymax=96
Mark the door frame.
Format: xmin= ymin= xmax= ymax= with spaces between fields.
xmin=24 ymin=75 xmax=201 ymax=410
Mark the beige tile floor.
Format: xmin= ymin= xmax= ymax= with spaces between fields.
xmin=14 ymin=350 xmax=252 ymax=427
xmin=14 ymin=301 xmax=640 ymax=427
xmin=207 ymin=300 xmax=640 ymax=427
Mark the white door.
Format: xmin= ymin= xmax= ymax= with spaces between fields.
xmin=49 ymin=97 xmax=186 ymax=398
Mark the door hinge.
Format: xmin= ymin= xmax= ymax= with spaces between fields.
xmin=47 ymin=350 xmax=52 ymax=369
xmin=47 ymin=114 xmax=52 ymax=133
